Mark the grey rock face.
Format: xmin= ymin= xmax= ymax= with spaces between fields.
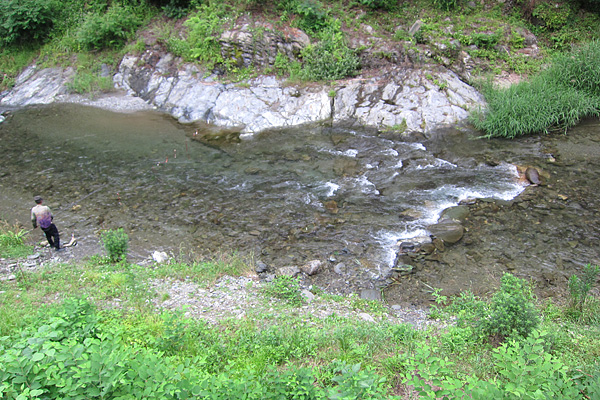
xmin=2 ymin=51 xmax=484 ymax=136
xmin=220 ymin=22 xmax=310 ymax=68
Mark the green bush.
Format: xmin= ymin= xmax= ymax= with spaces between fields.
xmin=0 ymin=298 xmax=397 ymax=400
xmin=299 ymin=22 xmax=360 ymax=81
xmin=481 ymin=273 xmax=540 ymax=340
xmin=181 ymin=3 xmax=230 ymax=65
xmin=357 ymin=0 xmax=397 ymax=10
xmin=404 ymin=330 xmax=584 ymax=399
xmin=152 ymin=0 xmax=200 ymax=19
xmin=470 ymin=31 xmax=501 ymax=49
xmin=432 ymin=0 xmax=460 ymax=11
xmin=294 ymin=0 xmax=329 ymax=35
xmin=100 ymin=228 xmax=129 ymax=262
xmin=532 ymin=1 xmax=572 ymax=31
xmin=0 ymin=0 xmax=55 ymax=46
xmin=76 ymin=5 xmax=142 ymax=50
xmin=439 ymin=274 xmax=540 ymax=342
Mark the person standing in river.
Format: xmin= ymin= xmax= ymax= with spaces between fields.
xmin=31 ymin=196 xmax=61 ymax=250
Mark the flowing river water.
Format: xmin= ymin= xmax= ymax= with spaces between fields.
xmin=1 ymin=104 xmax=599 ymax=305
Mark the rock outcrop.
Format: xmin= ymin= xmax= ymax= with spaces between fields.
xmin=1 ymin=51 xmax=485 ymax=136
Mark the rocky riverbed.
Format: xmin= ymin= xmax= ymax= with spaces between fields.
xmin=383 ymin=119 xmax=600 ymax=306
xmin=2 ymin=117 xmax=598 ymax=313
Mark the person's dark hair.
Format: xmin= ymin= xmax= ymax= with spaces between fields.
xmin=34 ymin=196 xmax=43 ymax=204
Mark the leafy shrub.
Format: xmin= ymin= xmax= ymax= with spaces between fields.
xmin=481 ymin=273 xmax=540 ymax=340
xmin=182 ymin=3 xmax=229 ymax=65
xmin=404 ymin=331 xmax=584 ymax=399
xmin=532 ymin=1 xmax=572 ymax=31
xmin=357 ymin=0 xmax=397 ymax=11
xmin=0 ymin=0 xmax=55 ymax=46
xmin=437 ymin=274 xmax=539 ymax=342
xmin=299 ymin=22 xmax=360 ymax=81
xmin=76 ymin=5 xmax=142 ymax=50
xmin=470 ymin=31 xmax=502 ymax=49
xmin=101 ymin=228 xmax=129 ymax=262
xmin=262 ymin=275 xmax=304 ymax=306
xmin=274 ymin=51 xmax=302 ymax=78
xmin=0 ymin=297 xmax=396 ymax=399
xmin=326 ymin=361 xmax=389 ymax=400
xmin=149 ymin=0 xmax=201 ymax=19
xmin=432 ymin=0 xmax=460 ymax=12
xmin=486 ymin=330 xmax=581 ymax=398
xmin=294 ymin=0 xmax=329 ymax=34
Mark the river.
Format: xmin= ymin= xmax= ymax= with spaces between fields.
xmin=1 ymin=104 xmax=599 ymax=304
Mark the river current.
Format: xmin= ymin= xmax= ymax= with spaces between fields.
xmin=1 ymin=104 xmax=598 ymax=302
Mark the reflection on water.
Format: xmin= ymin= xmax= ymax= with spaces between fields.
xmin=0 ymin=104 xmax=525 ymax=291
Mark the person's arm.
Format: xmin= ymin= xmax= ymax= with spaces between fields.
xmin=31 ymin=208 xmax=37 ymax=229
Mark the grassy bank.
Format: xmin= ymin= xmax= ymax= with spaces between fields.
xmin=471 ymin=40 xmax=600 ymax=138
xmin=1 ymin=225 xmax=600 ymax=399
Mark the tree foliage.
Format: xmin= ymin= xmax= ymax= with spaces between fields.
xmin=0 ymin=0 xmax=55 ymax=46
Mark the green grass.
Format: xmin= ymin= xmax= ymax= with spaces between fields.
xmin=0 ymin=222 xmax=34 ymax=258
xmin=0 ymin=46 xmax=38 ymax=91
xmin=150 ymin=252 xmax=254 ymax=284
xmin=1 ymin=230 xmax=600 ymax=399
xmin=471 ymin=40 xmax=600 ymax=138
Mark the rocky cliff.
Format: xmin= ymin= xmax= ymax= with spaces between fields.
xmin=0 ymin=21 xmax=486 ymax=136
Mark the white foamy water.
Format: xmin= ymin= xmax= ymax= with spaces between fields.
xmin=372 ymin=162 xmax=526 ymax=267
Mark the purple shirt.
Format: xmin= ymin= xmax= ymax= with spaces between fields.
xmin=31 ymin=204 xmax=53 ymax=229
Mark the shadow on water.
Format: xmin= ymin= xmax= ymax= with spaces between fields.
xmin=1 ymin=104 xmax=599 ymax=304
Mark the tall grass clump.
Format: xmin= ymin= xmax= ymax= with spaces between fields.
xmin=0 ymin=221 xmax=33 ymax=258
xmin=471 ymin=40 xmax=600 ymax=138
xmin=548 ymin=39 xmax=600 ymax=97
xmin=100 ymin=228 xmax=129 ymax=262
xmin=566 ymin=264 xmax=600 ymax=324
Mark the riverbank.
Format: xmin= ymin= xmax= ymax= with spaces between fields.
xmin=1 ymin=233 xmax=600 ymax=399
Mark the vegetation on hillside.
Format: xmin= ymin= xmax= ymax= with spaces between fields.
xmin=1 ymin=0 xmax=600 ymax=133
xmin=1 ymin=223 xmax=600 ymax=399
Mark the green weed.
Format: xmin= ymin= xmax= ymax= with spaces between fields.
xmin=100 ymin=228 xmax=129 ymax=262
xmin=262 ymin=275 xmax=304 ymax=306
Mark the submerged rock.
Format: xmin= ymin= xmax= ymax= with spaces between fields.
xmin=427 ymin=219 xmax=464 ymax=244
xmin=439 ymin=205 xmax=470 ymax=223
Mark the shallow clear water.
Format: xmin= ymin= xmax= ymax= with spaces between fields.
xmin=1 ymin=103 xmax=528 ymax=290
